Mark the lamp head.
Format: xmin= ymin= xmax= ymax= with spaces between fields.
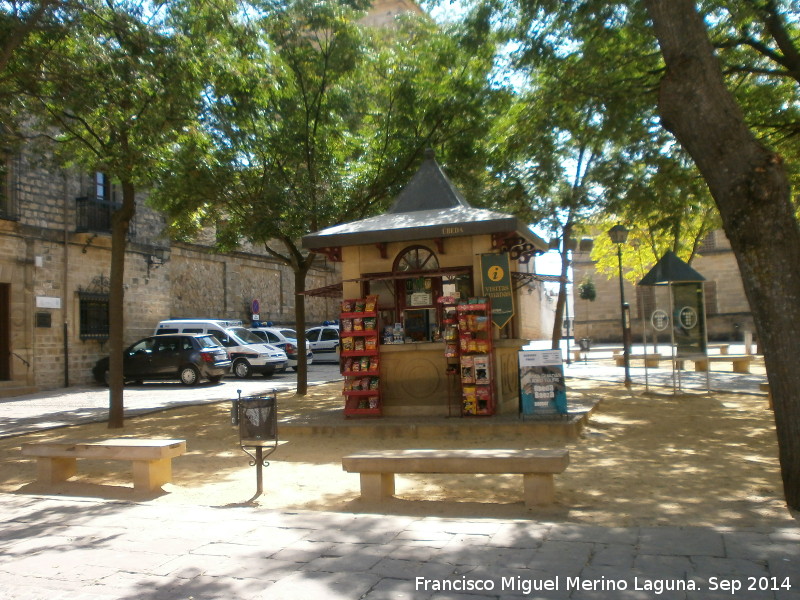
xmin=608 ymin=224 xmax=629 ymax=245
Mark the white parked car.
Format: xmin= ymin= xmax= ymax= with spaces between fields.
xmin=305 ymin=324 xmax=340 ymax=362
xmin=249 ymin=326 xmax=313 ymax=371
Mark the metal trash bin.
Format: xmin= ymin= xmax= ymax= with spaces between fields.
xmin=237 ymin=394 xmax=277 ymax=442
xmin=578 ymin=338 xmax=591 ymax=351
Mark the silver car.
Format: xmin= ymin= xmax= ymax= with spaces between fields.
xmin=305 ymin=325 xmax=340 ymax=362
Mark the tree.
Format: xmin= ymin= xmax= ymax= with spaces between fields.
xmin=590 ymin=130 xmax=723 ymax=277
xmin=702 ymin=0 xmax=800 ymax=182
xmin=487 ymin=0 xmax=800 ymax=509
xmin=588 ymin=202 xmax=719 ymax=286
xmin=10 ymin=1 xmax=226 ymax=427
xmin=484 ymin=92 xmax=619 ymax=350
xmin=644 ymin=0 xmax=800 ymax=510
xmin=152 ymin=0 xmax=502 ymax=394
xmin=0 ymin=1 xmax=80 ymax=143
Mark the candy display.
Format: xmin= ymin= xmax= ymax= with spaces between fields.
xmin=340 ymin=297 xmax=381 ymax=417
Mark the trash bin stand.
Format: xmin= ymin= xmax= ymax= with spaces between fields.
xmin=232 ymin=391 xmax=278 ymax=500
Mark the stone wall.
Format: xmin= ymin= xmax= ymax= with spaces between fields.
xmin=517 ymin=280 xmax=557 ymax=341
xmin=165 ymin=244 xmax=339 ymax=328
xmin=0 ymin=147 xmax=339 ymax=391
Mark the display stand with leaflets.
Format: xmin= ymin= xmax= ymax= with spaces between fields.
xmin=340 ymin=296 xmax=381 ymax=417
xmin=440 ymin=299 xmax=461 ymax=416
xmin=454 ymin=299 xmax=495 ymax=416
xmin=518 ymin=349 xmax=568 ymax=418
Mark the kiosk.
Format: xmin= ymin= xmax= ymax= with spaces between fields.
xmin=302 ymin=150 xmax=549 ymax=417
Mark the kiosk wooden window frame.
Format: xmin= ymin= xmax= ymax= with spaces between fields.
xmin=358 ymin=246 xmax=475 ymax=342
xmin=393 ymin=246 xmax=441 ymax=332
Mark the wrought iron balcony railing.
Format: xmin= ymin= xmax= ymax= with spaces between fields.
xmin=76 ymin=195 xmax=115 ymax=234
xmin=75 ymin=196 xmax=136 ymax=237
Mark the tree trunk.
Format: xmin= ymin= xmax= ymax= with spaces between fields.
xmin=107 ymin=179 xmax=135 ymax=429
xmin=645 ymin=0 xmax=800 ymax=509
xmin=293 ymin=262 xmax=311 ymax=397
xmin=551 ymin=221 xmax=573 ymax=350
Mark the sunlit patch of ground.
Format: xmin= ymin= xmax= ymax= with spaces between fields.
xmin=1 ymin=379 xmax=796 ymax=527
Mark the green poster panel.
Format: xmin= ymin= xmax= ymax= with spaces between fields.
xmin=671 ymin=282 xmax=707 ymax=356
xmin=480 ymin=253 xmax=514 ymax=328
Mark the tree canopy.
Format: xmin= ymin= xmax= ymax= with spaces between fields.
xmin=151 ymin=0 xmax=504 ymax=393
xmin=5 ymin=0 xmax=231 ymax=426
xmin=473 ymin=0 xmax=800 ymax=509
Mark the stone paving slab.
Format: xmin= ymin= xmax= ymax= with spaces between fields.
xmin=1 ymin=493 xmax=798 ymax=600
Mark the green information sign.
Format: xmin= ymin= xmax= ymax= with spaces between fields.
xmin=480 ymin=253 xmax=514 ymax=328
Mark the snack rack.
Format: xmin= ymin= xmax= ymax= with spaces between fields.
xmin=340 ymin=296 xmax=381 ymax=417
xmin=456 ymin=299 xmax=495 ymax=416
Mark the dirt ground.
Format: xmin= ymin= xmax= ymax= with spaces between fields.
xmin=2 ymin=378 xmax=797 ymax=528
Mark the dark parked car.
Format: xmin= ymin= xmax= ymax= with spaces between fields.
xmin=92 ymin=334 xmax=232 ymax=386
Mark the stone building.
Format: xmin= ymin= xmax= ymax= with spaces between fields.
xmin=0 ymin=148 xmax=339 ymax=395
xmin=360 ymin=0 xmax=424 ymax=26
xmin=571 ymin=229 xmax=754 ymax=345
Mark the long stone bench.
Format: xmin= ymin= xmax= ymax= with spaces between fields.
xmin=571 ymin=347 xmax=623 ymax=361
xmin=21 ymin=438 xmax=187 ymax=492
xmin=342 ymin=448 xmax=569 ymax=508
xmin=692 ymin=354 xmax=753 ymax=373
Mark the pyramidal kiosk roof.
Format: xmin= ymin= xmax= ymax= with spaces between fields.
xmin=302 ymin=150 xmax=547 ymax=252
xmin=638 ymin=250 xmax=706 ymax=286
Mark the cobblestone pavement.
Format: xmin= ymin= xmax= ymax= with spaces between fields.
xmin=0 ymin=494 xmax=797 ymax=600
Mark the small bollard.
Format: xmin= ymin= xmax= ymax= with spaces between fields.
xmin=230 ymin=389 xmax=242 ymax=426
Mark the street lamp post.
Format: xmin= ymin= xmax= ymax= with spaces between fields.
xmin=563 ymin=237 xmax=577 ymax=365
xmin=608 ymin=224 xmax=632 ymax=389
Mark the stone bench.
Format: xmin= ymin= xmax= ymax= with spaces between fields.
xmin=760 ymin=382 xmax=772 ymax=409
xmin=342 ymin=448 xmax=569 ymax=508
xmin=571 ymin=347 xmax=621 ymax=361
xmin=614 ymin=354 xmax=661 ymax=368
xmin=21 ymin=438 xmax=187 ymax=492
xmin=692 ymin=354 xmax=753 ymax=373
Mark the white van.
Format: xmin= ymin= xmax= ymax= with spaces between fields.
xmin=154 ymin=319 xmax=287 ymax=378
